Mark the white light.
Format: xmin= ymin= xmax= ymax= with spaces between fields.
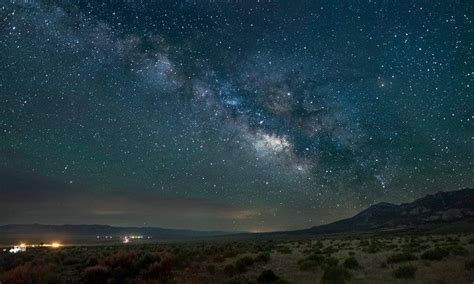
xmin=9 ymin=245 xmax=26 ymax=254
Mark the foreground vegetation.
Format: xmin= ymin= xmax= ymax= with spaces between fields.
xmin=1 ymin=233 xmax=474 ymax=283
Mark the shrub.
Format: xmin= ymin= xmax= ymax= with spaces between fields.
xmin=223 ymin=250 xmax=239 ymax=258
xmin=298 ymin=259 xmax=320 ymax=272
xmin=105 ymin=251 xmax=137 ymax=269
xmin=321 ymin=265 xmax=351 ymax=284
xmin=2 ymin=262 xmax=54 ymax=284
xmin=206 ymin=264 xmax=216 ymax=274
xmin=465 ymin=259 xmax=474 ymax=270
xmin=365 ymin=244 xmax=381 ymax=254
xmin=85 ymin=257 xmax=99 ymax=267
xmin=257 ymin=270 xmax=279 ymax=283
xmin=387 ymin=252 xmax=417 ymax=263
xmin=224 ymin=264 xmax=236 ymax=276
xmin=324 ymin=256 xmax=339 ymax=267
xmin=213 ymin=255 xmax=225 ymax=263
xmin=171 ymin=250 xmax=194 ymax=269
xmin=307 ymin=248 xmax=322 ymax=255
xmin=298 ymin=254 xmax=325 ymax=271
xmin=44 ymin=272 xmax=61 ymax=284
xmin=255 ymin=252 xmax=271 ymax=263
xmin=421 ymin=248 xmax=449 ymax=261
xmin=343 ymin=256 xmax=360 ymax=269
xmin=83 ymin=265 xmax=109 ymax=284
xmin=136 ymin=253 xmax=157 ymax=270
xmin=235 ymin=256 xmax=254 ymax=273
xmin=147 ymin=259 xmax=172 ymax=283
xmin=322 ymin=246 xmax=338 ymax=254
xmin=393 ymin=265 xmax=417 ymax=279
xmin=62 ymin=255 xmax=81 ymax=266
xmin=276 ymin=246 xmax=292 ymax=254
xmin=110 ymin=266 xmax=132 ymax=282
xmin=449 ymin=246 xmax=468 ymax=256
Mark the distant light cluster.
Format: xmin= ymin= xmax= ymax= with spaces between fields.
xmin=5 ymin=242 xmax=62 ymax=254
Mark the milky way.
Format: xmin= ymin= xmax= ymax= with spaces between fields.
xmin=0 ymin=0 xmax=472 ymax=231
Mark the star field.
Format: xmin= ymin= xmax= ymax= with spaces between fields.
xmin=0 ymin=0 xmax=472 ymax=231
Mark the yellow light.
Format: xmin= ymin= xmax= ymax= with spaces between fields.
xmin=19 ymin=243 xmax=26 ymax=248
xmin=51 ymin=242 xmax=61 ymax=248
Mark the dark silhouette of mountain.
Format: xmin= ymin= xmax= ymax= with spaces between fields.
xmin=0 ymin=224 xmax=232 ymax=243
xmin=1 ymin=189 xmax=473 ymax=243
xmin=294 ymin=188 xmax=474 ymax=235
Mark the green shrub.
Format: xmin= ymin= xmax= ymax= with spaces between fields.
xmin=393 ymin=265 xmax=417 ymax=279
xmin=255 ymin=252 xmax=271 ymax=263
xmin=322 ymin=246 xmax=338 ymax=254
xmin=276 ymin=246 xmax=292 ymax=254
xmin=212 ymin=255 xmax=225 ymax=263
xmin=325 ymin=256 xmax=339 ymax=267
xmin=224 ymin=264 xmax=236 ymax=276
xmin=85 ymin=257 xmax=99 ymax=267
xmin=136 ymin=253 xmax=156 ymax=270
xmin=171 ymin=250 xmax=194 ymax=269
xmin=206 ymin=264 xmax=216 ymax=274
xmin=83 ymin=265 xmax=109 ymax=284
xmin=365 ymin=243 xmax=381 ymax=254
xmin=465 ymin=258 xmax=474 ymax=270
xmin=298 ymin=259 xmax=320 ymax=272
xmin=321 ymin=265 xmax=351 ymax=284
xmin=343 ymin=256 xmax=360 ymax=269
xmin=298 ymin=254 xmax=339 ymax=272
xmin=257 ymin=270 xmax=279 ymax=283
xmin=449 ymin=246 xmax=468 ymax=256
xmin=105 ymin=251 xmax=138 ymax=273
xmin=146 ymin=259 xmax=172 ymax=283
xmin=235 ymin=256 xmax=254 ymax=273
xmin=44 ymin=272 xmax=61 ymax=284
xmin=298 ymin=254 xmax=325 ymax=271
xmin=421 ymin=248 xmax=449 ymax=261
xmin=387 ymin=252 xmax=417 ymax=263
xmin=307 ymin=248 xmax=322 ymax=255
xmin=223 ymin=250 xmax=239 ymax=258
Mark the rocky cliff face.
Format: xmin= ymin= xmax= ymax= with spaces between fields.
xmin=304 ymin=188 xmax=474 ymax=234
xmin=398 ymin=188 xmax=474 ymax=222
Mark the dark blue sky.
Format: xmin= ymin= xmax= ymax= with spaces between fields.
xmin=0 ymin=0 xmax=472 ymax=231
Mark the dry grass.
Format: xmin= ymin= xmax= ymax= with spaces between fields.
xmin=0 ymin=234 xmax=473 ymax=283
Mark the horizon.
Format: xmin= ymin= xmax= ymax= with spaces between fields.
xmin=1 ymin=187 xmax=472 ymax=234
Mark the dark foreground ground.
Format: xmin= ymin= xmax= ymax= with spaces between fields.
xmin=1 ymin=233 xmax=474 ymax=284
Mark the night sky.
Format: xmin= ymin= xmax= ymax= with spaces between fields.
xmin=0 ymin=0 xmax=472 ymax=232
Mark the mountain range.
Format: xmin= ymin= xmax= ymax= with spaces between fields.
xmin=1 ymin=188 xmax=473 ymax=243
xmin=291 ymin=187 xmax=474 ymax=235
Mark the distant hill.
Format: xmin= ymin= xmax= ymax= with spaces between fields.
xmin=0 ymin=224 xmax=231 ymax=244
xmin=2 ymin=189 xmax=473 ymax=244
xmin=291 ymin=188 xmax=474 ymax=235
